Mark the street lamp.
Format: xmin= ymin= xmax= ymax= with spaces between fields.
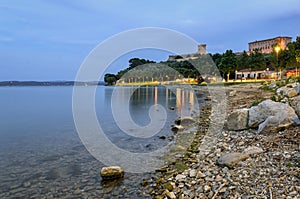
xmin=275 ymin=46 xmax=281 ymax=79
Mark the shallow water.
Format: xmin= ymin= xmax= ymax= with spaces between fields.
xmin=0 ymin=86 xmax=201 ymax=198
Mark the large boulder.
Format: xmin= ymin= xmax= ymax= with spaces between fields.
xmin=249 ymin=100 xmax=300 ymax=133
xmin=290 ymin=95 xmax=300 ymax=117
xmin=276 ymin=84 xmax=299 ymax=98
xmin=227 ymin=108 xmax=249 ymax=130
xmin=294 ymin=84 xmax=300 ymax=93
xmin=100 ymin=166 xmax=124 ymax=180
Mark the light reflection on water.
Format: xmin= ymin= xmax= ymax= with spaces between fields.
xmin=0 ymin=86 xmax=200 ymax=198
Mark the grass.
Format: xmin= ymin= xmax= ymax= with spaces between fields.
xmin=173 ymin=162 xmax=188 ymax=172
xmin=251 ymin=98 xmax=264 ymax=107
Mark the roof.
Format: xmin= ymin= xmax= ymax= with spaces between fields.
xmin=237 ymin=68 xmax=274 ymax=73
xmin=248 ymin=36 xmax=292 ymax=44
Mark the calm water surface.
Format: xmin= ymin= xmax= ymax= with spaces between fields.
xmin=0 ymin=86 xmax=200 ymax=198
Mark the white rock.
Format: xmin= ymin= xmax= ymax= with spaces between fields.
xmin=189 ymin=169 xmax=196 ymax=178
xmin=287 ymin=89 xmax=298 ymax=98
xmin=203 ymin=185 xmax=211 ymax=192
xmin=294 ymin=84 xmax=300 ymax=93
xmin=248 ymin=100 xmax=300 ymax=133
xmin=175 ymin=174 xmax=186 ymax=181
xmin=277 ymin=84 xmax=299 ymax=98
xmin=290 ymin=95 xmax=300 ymax=117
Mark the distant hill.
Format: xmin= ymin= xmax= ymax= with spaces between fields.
xmin=0 ymin=81 xmax=105 ymax=86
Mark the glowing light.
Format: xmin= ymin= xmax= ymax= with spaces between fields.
xmin=275 ymin=46 xmax=280 ymax=53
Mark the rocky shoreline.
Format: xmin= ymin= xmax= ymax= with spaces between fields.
xmin=144 ymin=83 xmax=299 ymax=199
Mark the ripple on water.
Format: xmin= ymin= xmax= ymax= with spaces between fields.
xmin=46 ymin=165 xmax=81 ymax=180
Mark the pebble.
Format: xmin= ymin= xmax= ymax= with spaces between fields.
xmin=23 ymin=181 xmax=31 ymax=188
xmin=175 ymin=174 xmax=186 ymax=181
xmin=189 ymin=169 xmax=196 ymax=178
xmin=73 ymin=189 xmax=82 ymax=195
xmin=196 ymin=171 xmax=206 ymax=178
xmin=203 ymin=185 xmax=211 ymax=192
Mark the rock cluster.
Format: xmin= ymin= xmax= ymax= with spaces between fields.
xmin=276 ymin=83 xmax=300 ymax=98
xmin=227 ymin=99 xmax=300 ymax=133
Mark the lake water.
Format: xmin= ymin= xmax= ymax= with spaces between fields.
xmin=0 ymin=86 xmax=203 ymax=198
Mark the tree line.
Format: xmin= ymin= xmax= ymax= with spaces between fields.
xmin=105 ymin=36 xmax=300 ymax=85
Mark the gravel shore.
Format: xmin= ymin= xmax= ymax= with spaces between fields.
xmin=147 ymin=83 xmax=300 ymax=199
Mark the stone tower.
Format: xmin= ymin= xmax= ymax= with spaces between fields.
xmin=198 ymin=44 xmax=206 ymax=55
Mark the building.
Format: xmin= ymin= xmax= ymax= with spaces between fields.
xmin=235 ymin=68 xmax=279 ymax=80
xmin=168 ymin=44 xmax=206 ymax=61
xmin=248 ymin=36 xmax=292 ymax=54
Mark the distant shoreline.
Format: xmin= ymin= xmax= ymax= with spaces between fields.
xmin=0 ymin=81 xmax=105 ymax=86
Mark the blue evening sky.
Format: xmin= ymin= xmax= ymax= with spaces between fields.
xmin=0 ymin=0 xmax=300 ymax=81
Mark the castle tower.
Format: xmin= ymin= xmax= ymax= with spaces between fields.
xmin=198 ymin=44 xmax=206 ymax=55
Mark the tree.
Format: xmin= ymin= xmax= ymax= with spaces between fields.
xmin=128 ymin=58 xmax=155 ymax=69
xmin=249 ymin=49 xmax=265 ymax=70
xmin=237 ymin=51 xmax=249 ymax=70
xmin=104 ymin=73 xmax=117 ymax=85
xmin=296 ymin=50 xmax=300 ymax=64
xmin=212 ymin=53 xmax=222 ymax=68
xmin=218 ymin=50 xmax=237 ymax=81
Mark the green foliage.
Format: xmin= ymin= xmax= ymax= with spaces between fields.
xmin=173 ymin=162 xmax=188 ymax=172
xmin=269 ymin=36 xmax=300 ymax=71
xmin=218 ymin=50 xmax=237 ymax=80
xmin=128 ymin=58 xmax=155 ymax=69
xmin=249 ymin=49 xmax=266 ymax=70
xmin=237 ymin=51 xmax=249 ymax=70
xmin=107 ymin=36 xmax=300 ymax=84
xmin=270 ymin=95 xmax=276 ymax=102
xmin=104 ymin=73 xmax=117 ymax=85
xmin=286 ymin=162 xmax=293 ymax=168
xmin=251 ymin=99 xmax=264 ymax=107
xmin=285 ymin=76 xmax=292 ymax=85
xmin=276 ymin=81 xmax=281 ymax=87
xmin=269 ymin=95 xmax=283 ymax=102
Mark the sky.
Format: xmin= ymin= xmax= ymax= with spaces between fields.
xmin=0 ymin=0 xmax=300 ymax=81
